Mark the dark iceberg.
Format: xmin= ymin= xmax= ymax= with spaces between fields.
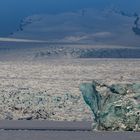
xmin=80 ymin=81 xmax=140 ymax=131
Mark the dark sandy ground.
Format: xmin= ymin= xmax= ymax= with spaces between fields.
xmin=0 ymin=121 xmax=139 ymax=140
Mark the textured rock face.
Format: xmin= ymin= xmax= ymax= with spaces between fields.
xmin=80 ymin=81 xmax=140 ymax=131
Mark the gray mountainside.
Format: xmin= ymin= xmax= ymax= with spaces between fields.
xmin=10 ymin=8 xmax=140 ymax=46
xmin=0 ymin=0 xmax=140 ymax=59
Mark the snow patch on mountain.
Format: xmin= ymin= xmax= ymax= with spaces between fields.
xmin=10 ymin=8 xmax=140 ymax=47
